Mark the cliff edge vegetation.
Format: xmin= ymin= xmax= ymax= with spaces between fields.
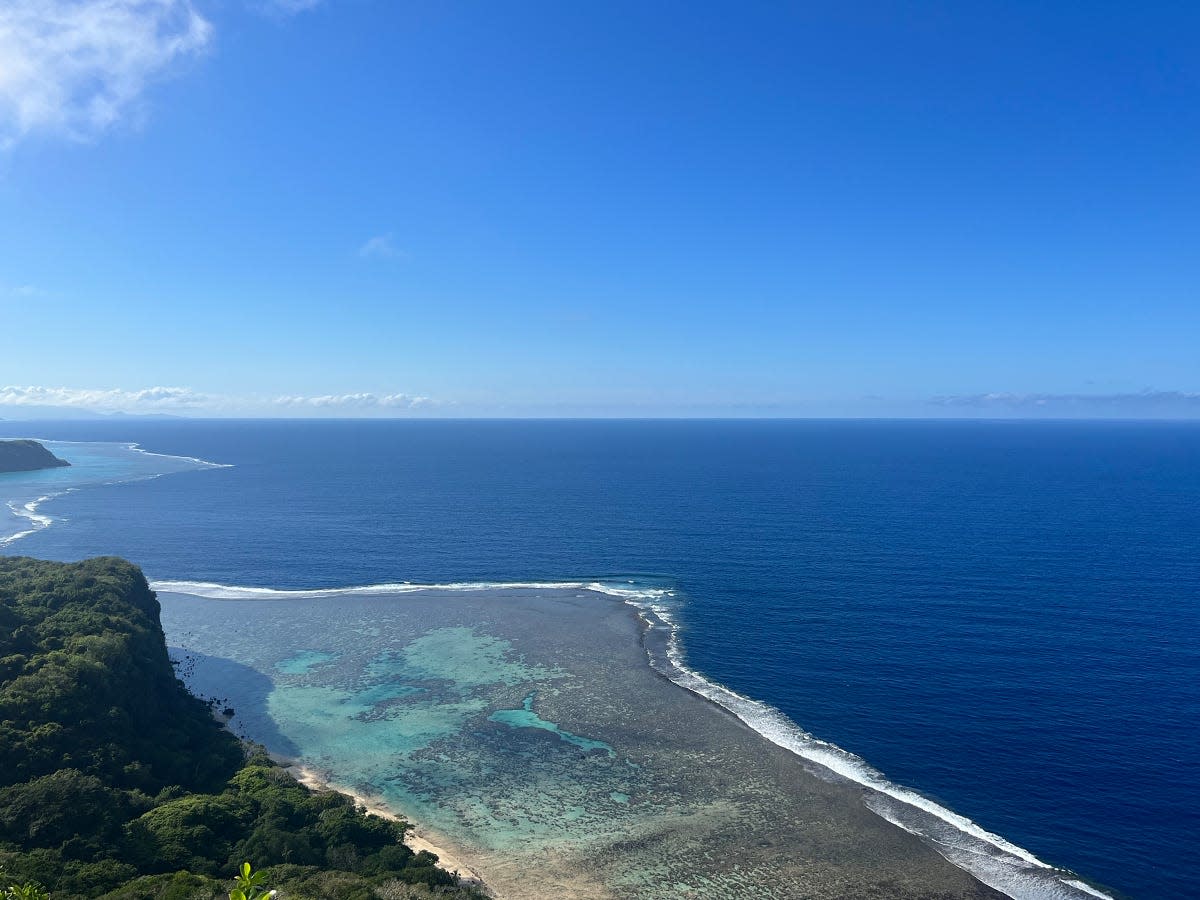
xmin=0 ymin=557 xmax=485 ymax=900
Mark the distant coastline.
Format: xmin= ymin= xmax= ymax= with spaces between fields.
xmin=0 ymin=438 xmax=70 ymax=473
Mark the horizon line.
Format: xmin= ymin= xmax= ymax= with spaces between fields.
xmin=4 ymin=415 xmax=1200 ymax=424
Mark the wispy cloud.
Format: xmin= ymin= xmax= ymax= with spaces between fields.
xmin=0 ymin=1 xmax=214 ymax=148
xmin=358 ymin=233 xmax=402 ymax=259
xmin=273 ymin=392 xmax=433 ymax=410
xmin=930 ymin=390 xmax=1200 ymax=417
xmin=258 ymin=0 xmax=324 ymax=13
xmin=0 ymin=283 xmax=41 ymax=297
xmin=0 ymin=385 xmax=438 ymax=417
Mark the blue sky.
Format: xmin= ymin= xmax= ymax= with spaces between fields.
xmin=1 ymin=1 xmax=1197 ymax=417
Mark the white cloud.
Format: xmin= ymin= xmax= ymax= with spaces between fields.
xmin=930 ymin=390 xmax=1200 ymax=416
xmin=0 ymin=385 xmax=438 ymax=417
xmin=0 ymin=1 xmax=328 ymax=149
xmin=273 ymin=392 xmax=433 ymax=410
xmin=0 ymin=384 xmax=209 ymax=411
xmin=358 ymin=233 xmax=401 ymax=259
xmin=0 ymin=1 xmax=214 ymax=147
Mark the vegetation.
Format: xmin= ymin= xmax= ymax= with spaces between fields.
xmin=0 ymin=557 xmax=486 ymax=899
xmin=0 ymin=441 xmax=70 ymax=474
xmin=228 ymin=863 xmax=272 ymax=900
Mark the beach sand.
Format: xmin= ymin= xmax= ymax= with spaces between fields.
xmin=276 ymin=756 xmax=489 ymax=891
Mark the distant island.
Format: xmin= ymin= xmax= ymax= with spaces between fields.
xmin=0 ymin=439 xmax=70 ymax=473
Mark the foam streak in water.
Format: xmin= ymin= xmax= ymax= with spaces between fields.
xmin=0 ymin=440 xmax=231 ymax=546
xmin=1 ymin=495 xmax=54 ymax=546
xmin=151 ymin=579 xmax=665 ymax=600
xmin=122 ymin=442 xmax=233 ymax=469
xmin=619 ymin=595 xmax=1114 ymax=900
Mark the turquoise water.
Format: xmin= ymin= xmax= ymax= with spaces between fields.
xmin=0 ymin=440 xmax=224 ymax=548
xmin=163 ymin=590 xmax=629 ymax=854
xmin=489 ymin=692 xmax=616 ymax=757
xmin=158 ymin=584 xmax=1049 ymax=899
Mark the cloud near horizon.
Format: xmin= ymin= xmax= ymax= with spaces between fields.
xmin=0 ymin=385 xmax=210 ymax=411
xmin=0 ymin=386 xmax=437 ymax=417
xmin=6 ymin=385 xmax=1199 ymax=419
xmin=930 ymin=390 xmax=1200 ymax=416
xmin=273 ymin=392 xmax=433 ymax=410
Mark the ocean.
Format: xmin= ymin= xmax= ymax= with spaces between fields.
xmin=1 ymin=419 xmax=1196 ymax=898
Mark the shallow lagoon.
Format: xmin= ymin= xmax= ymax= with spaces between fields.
xmin=159 ymin=584 xmax=1000 ymax=899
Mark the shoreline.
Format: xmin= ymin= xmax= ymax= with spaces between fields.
xmin=271 ymin=754 xmax=489 ymax=893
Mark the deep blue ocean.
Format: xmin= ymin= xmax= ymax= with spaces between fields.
xmin=1 ymin=419 xmax=1196 ymax=898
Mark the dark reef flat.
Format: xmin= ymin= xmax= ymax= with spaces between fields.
xmin=0 ymin=439 xmax=70 ymax=473
xmin=162 ymin=585 xmax=1006 ymax=900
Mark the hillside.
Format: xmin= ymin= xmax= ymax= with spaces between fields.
xmin=0 ymin=557 xmax=484 ymax=899
xmin=0 ymin=440 xmax=70 ymax=474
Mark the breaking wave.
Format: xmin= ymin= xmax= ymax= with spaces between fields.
xmin=150 ymin=578 xmax=665 ymax=600
xmin=1 ymin=495 xmax=55 ymax=546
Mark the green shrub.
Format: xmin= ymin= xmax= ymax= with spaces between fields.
xmin=97 ymin=871 xmax=225 ymax=899
xmin=128 ymin=795 xmax=254 ymax=874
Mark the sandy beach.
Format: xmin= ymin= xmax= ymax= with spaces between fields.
xmin=275 ymin=756 xmax=489 ymax=892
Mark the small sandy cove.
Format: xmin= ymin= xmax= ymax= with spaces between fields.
xmin=274 ymin=756 xmax=488 ymax=893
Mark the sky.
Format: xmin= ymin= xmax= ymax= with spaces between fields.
xmin=0 ymin=1 xmax=1197 ymax=418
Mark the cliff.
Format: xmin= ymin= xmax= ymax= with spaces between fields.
xmin=0 ymin=557 xmax=482 ymax=899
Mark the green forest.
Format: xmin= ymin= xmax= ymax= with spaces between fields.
xmin=0 ymin=557 xmax=486 ymax=900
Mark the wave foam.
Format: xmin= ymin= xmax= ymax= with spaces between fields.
xmin=151 ymin=577 xmax=1110 ymax=900
xmin=1 ymin=495 xmax=55 ymax=546
xmin=3 ymin=438 xmax=232 ymax=470
xmin=151 ymin=578 xmax=670 ymax=601
xmin=0 ymin=440 xmax=231 ymax=546
xmin=122 ymin=442 xmax=233 ymax=469
xmin=614 ymin=593 xmax=1113 ymax=900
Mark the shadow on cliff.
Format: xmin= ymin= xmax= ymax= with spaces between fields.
xmin=168 ymin=645 xmax=301 ymax=758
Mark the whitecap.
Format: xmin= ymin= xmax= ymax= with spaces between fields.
xmin=1 ymin=495 xmax=56 ymax=546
